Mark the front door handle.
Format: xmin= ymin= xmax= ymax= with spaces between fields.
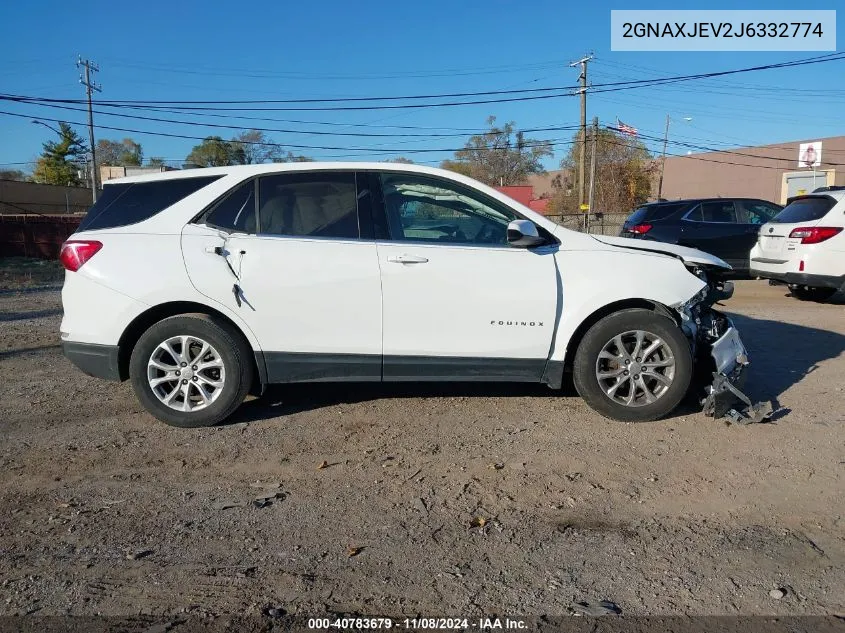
xmin=387 ymin=254 xmax=429 ymax=264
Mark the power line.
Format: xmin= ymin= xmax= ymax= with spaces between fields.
xmin=3 ymin=51 xmax=842 ymax=115
xmin=0 ymin=95 xmax=581 ymax=139
xmin=0 ymin=108 xmax=576 ymax=156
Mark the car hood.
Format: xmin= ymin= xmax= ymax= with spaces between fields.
xmin=589 ymin=235 xmax=732 ymax=270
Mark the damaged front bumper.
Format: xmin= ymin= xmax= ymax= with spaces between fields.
xmin=700 ymin=320 xmax=769 ymax=423
xmin=677 ymin=279 xmax=771 ymax=424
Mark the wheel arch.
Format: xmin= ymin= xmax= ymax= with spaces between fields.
xmin=116 ymin=301 xmax=266 ymax=392
xmin=562 ymin=298 xmax=680 ymax=373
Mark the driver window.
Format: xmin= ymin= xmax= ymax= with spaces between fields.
xmin=380 ymin=173 xmax=518 ymax=246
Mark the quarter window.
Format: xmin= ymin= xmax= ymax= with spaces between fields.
xmin=380 ymin=173 xmax=519 ymax=245
xmin=78 ymin=176 xmax=221 ymax=231
xmin=257 ymin=172 xmax=359 ymax=239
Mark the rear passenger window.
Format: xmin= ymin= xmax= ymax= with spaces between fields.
xmin=700 ymin=201 xmax=738 ymax=223
xmin=204 ymin=180 xmax=256 ymax=233
xmin=257 ymin=172 xmax=359 ymax=239
xmin=78 ymin=176 xmax=221 ymax=231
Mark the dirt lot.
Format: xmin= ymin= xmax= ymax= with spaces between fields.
xmin=1 ymin=281 xmax=843 ymax=619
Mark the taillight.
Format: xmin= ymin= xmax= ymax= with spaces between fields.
xmin=628 ymin=223 xmax=652 ymax=235
xmin=788 ymin=227 xmax=843 ymax=244
xmin=60 ymin=240 xmax=102 ymax=271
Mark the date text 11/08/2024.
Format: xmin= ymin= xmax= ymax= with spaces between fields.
xmin=307 ymin=617 xmax=528 ymax=630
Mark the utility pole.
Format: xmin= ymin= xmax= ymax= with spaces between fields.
xmin=587 ymin=116 xmax=598 ymax=233
xmin=77 ymin=56 xmax=101 ymax=203
xmin=657 ymin=113 xmax=670 ymax=201
xmin=570 ymin=54 xmax=592 ymax=217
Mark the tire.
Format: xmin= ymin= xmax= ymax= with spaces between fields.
xmin=129 ymin=313 xmax=253 ymax=427
xmin=789 ymin=285 xmax=835 ymax=302
xmin=573 ymin=309 xmax=692 ymax=422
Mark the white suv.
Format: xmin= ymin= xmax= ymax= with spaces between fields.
xmin=60 ymin=163 xmax=750 ymax=427
xmin=750 ymin=190 xmax=845 ymax=301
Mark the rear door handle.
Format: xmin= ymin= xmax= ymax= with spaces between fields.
xmin=387 ymin=254 xmax=429 ymax=264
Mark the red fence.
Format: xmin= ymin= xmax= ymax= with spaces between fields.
xmin=0 ymin=215 xmax=83 ymax=259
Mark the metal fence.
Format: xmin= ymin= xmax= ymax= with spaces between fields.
xmin=0 ymin=214 xmax=83 ymax=259
xmin=548 ymin=212 xmax=628 ymax=235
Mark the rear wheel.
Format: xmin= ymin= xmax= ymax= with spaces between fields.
xmin=789 ymin=285 xmax=835 ymax=302
xmin=573 ymin=309 xmax=692 ymax=422
xmin=129 ymin=314 xmax=253 ymax=427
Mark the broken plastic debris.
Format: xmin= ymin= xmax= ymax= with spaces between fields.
xmin=470 ymin=516 xmax=489 ymax=529
xmin=571 ymin=600 xmax=621 ymax=616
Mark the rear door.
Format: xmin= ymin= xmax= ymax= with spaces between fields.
xmin=182 ymin=171 xmax=383 ymax=383
xmin=679 ymin=200 xmax=750 ymax=271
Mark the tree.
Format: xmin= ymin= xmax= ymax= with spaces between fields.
xmin=147 ymin=157 xmax=167 ymax=168
xmin=0 ymin=169 xmax=28 ymax=181
xmin=230 ymin=130 xmax=284 ymax=164
xmin=387 ymin=157 xmax=414 ymax=164
xmin=184 ymin=136 xmax=245 ymax=167
xmin=439 ymin=159 xmax=474 ymax=178
xmin=547 ymin=128 xmax=655 ymax=216
xmin=283 ymin=153 xmax=313 ymax=162
xmin=96 ymin=138 xmax=143 ymax=166
xmin=32 ymin=122 xmax=88 ymax=186
xmin=443 ymin=116 xmax=552 ymax=186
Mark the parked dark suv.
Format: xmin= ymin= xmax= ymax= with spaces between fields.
xmin=620 ymin=198 xmax=783 ymax=277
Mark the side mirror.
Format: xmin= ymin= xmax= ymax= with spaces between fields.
xmin=507 ymin=219 xmax=545 ymax=248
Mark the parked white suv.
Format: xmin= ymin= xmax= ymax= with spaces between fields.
xmin=750 ymin=190 xmax=845 ymax=300
xmin=60 ymin=163 xmax=750 ymax=427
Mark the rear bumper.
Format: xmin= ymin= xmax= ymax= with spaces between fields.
xmin=750 ymin=269 xmax=844 ymax=289
xmin=62 ymin=341 xmax=122 ymax=381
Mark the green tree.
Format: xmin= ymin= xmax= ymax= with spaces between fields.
xmin=185 ymin=136 xmax=245 ymax=167
xmin=96 ymin=138 xmax=143 ymax=166
xmin=547 ymin=128 xmax=655 ymax=216
xmin=147 ymin=157 xmax=167 ymax=168
xmin=32 ymin=122 xmax=88 ymax=186
xmin=443 ymin=116 xmax=553 ymax=186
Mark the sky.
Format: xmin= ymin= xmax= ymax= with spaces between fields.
xmin=0 ymin=0 xmax=842 ymax=172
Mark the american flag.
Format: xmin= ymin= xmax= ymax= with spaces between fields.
xmin=616 ymin=119 xmax=638 ymax=137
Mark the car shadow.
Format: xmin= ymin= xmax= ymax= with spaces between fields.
xmin=227 ymin=381 xmax=570 ymax=424
xmin=223 ymin=314 xmax=845 ymax=426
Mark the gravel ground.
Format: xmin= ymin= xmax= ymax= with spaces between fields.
xmin=0 ymin=281 xmax=843 ymax=619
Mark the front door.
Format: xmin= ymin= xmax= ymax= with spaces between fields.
xmin=182 ymin=171 xmax=383 ymax=382
xmin=372 ymin=171 xmax=558 ymax=381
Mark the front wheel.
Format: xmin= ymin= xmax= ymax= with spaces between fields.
xmin=129 ymin=314 xmax=253 ymax=427
xmin=573 ymin=309 xmax=692 ymax=422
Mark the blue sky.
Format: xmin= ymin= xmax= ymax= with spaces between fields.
xmin=0 ymin=0 xmax=842 ymax=171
